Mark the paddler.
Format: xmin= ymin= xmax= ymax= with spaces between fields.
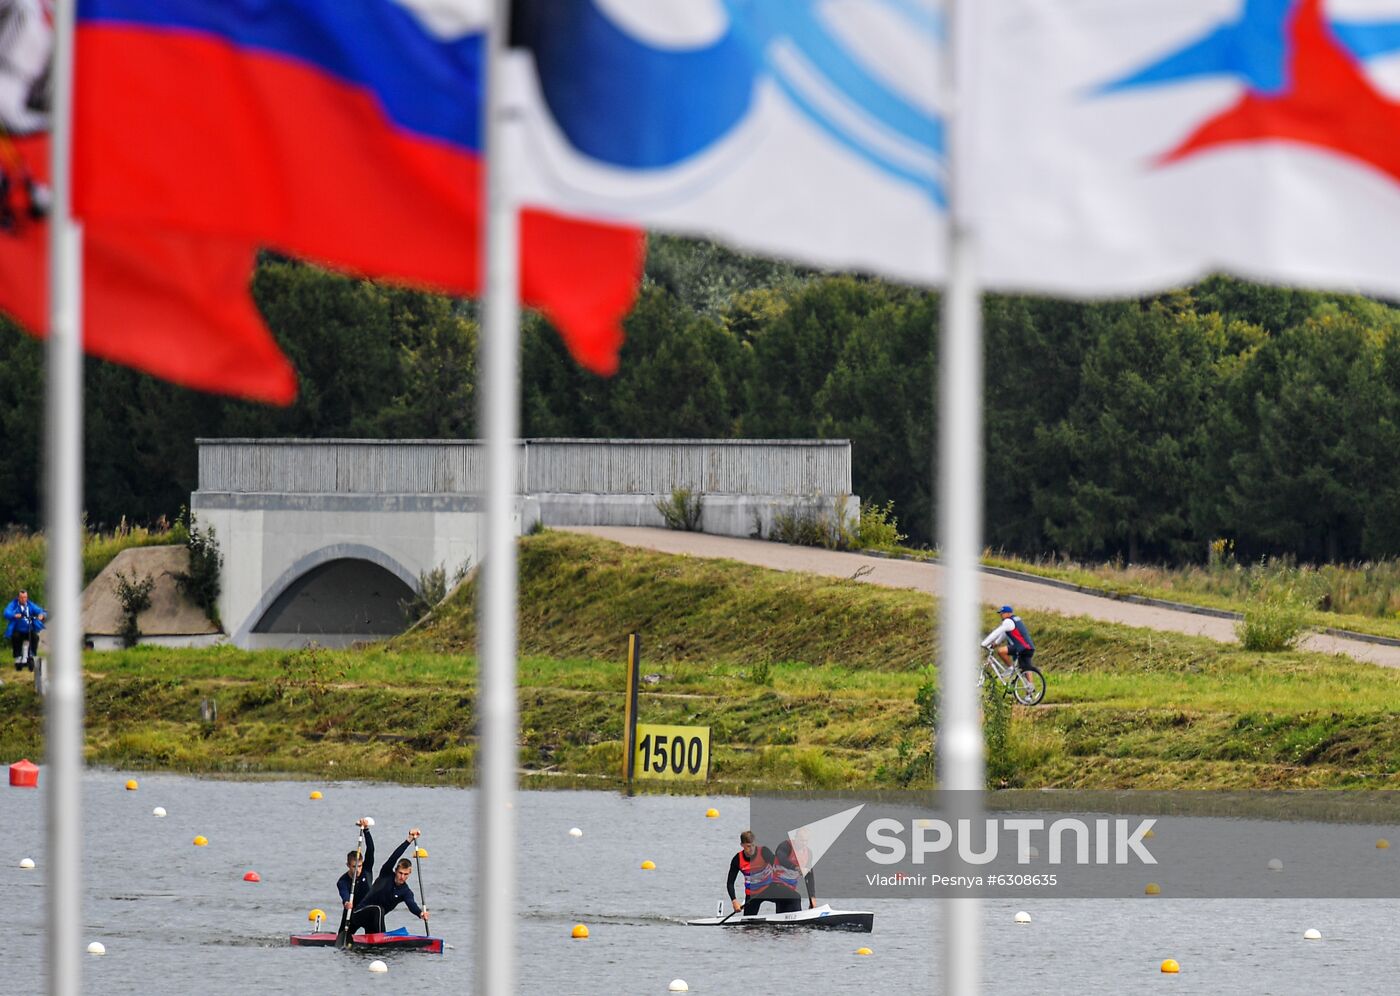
xmin=347 ymin=827 xmax=430 ymax=934
xmin=772 ymin=827 xmax=817 ymax=909
xmin=336 ymin=818 xmax=375 ymax=915
xmin=727 ymin=829 xmax=800 ymax=916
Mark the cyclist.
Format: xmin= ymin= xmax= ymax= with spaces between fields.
xmin=981 ymin=605 xmax=1034 ymax=673
xmin=4 ymin=587 xmax=45 ymax=670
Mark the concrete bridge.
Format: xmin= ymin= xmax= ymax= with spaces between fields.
xmin=192 ymin=438 xmax=856 ymax=648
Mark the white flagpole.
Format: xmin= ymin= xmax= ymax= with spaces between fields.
xmin=939 ymin=1 xmax=984 ymax=993
xmin=45 ymin=2 xmax=84 ymax=995
xmin=478 ymin=1 xmax=520 ymax=992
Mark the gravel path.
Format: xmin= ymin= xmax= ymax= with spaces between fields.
xmin=563 ymin=526 xmax=1400 ymax=669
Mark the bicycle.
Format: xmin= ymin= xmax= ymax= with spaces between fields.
xmin=980 ymin=648 xmax=1046 ymax=706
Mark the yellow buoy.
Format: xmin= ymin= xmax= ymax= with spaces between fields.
xmin=414 ymin=847 xmax=428 ymax=859
xmin=640 ymin=860 xmax=656 ymax=870
xmin=855 ymin=947 xmax=873 ymax=956
xmin=1377 ymin=838 xmax=1390 ymax=850
xmin=309 ymin=790 xmax=323 ymax=800
xmin=571 ymin=924 xmax=589 ymax=939
xmin=124 ymin=779 xmax=138 ymax=791
xmin=193 ymin=835 xmax=208 ymax=847
xmin=705 ymin=808 xmax=720 ymax=819
xmin=308 ymin=908 xmax=327 ymax=923
xmin=1160 ymin=959 xmax=1180 ymax=974
xmin=1143 ymin=828 xmax=1155 ymax=839
xmin=1144 ymin=882 xmax=1161 ymax=895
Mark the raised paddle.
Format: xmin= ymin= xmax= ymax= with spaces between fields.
xmin=412 ymin=842 xmax=430 ymax=936
xmin=336 ymin=825 xmax=366 ymax=949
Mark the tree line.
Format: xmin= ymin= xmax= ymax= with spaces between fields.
xmin=0 ymin=239 xmax=1395 ymax=564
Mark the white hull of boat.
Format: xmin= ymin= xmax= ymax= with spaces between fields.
xmin=687 ymin=903 xmax=874 ymax=932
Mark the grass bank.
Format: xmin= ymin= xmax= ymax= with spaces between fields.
xmin=4 ymin=532 xmax=1400 ymax=790
xmin=0 ymin=521 xmax=185 ymax=605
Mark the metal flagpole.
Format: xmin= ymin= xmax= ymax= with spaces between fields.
xmin=477 ymin=0 xmax=520 ymax=992
xmin=45 ymin=2 xmax=85 ymax=995
xmin=939 ymin=1 xmax=984 ymax=993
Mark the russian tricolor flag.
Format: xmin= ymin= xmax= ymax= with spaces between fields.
xmin=17 ymin=0 xmax=642 ymax=402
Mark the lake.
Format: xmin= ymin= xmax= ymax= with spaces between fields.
xmin=2 ymin=770 xmax=1388 ymax=994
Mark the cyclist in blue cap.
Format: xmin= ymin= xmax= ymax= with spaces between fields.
xmin=981 ymin=605 xmax=1035 ymax=673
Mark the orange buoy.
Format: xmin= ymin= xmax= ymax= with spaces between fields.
xmin=571 ymin=924 xmax=589 ymax=939
xmin=9 ymin=759 xmax=39 ymax=788
xmin=243 ymin=871 xmax=261 ymax=883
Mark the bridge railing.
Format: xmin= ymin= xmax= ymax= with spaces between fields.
xmin=196 ymin=438 xmax=852 ymax=496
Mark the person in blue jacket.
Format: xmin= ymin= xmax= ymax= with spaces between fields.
xmin=4 ymin=588 xmax=45 ymax=670
xmin=337 ymin=818 xmax=375 ymax=916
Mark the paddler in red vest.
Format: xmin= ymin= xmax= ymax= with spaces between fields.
xmin=727 ymin=829 xmax=800 ymax=915
xmin=772 ymin=827 xmax=817 ymax=909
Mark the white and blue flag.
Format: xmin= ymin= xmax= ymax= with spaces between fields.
xmin=508 ymin=0 xmax=946 ymax=284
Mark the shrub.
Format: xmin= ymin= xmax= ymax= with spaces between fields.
xmin=983 ymin=677 xmax=1015 ymax=787
xmin=174 ymin=513 xmax=222 ymax=628
xmin=401 ymin=561 xmax=470 ymax=623
xmin=858 ymin=499 xmax=906 ymax=550
xmin=655 ymin=488 xmax=703 ymax=532
xmin=1238 ymin=577 xmax=1313 ymax=651
xmin=113 ymin=571 xmax=155 ymax=648
xmin=771 ymin=494 xmax=858 ymax=550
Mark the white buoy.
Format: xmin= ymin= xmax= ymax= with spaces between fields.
xmin=368 ymin=959 xmax=388 ymax=973
xmin=1303 ymin=928 xmax=1322 ymax=941
xmin=1267 ymin=858 xmax=1283 ymax=872
xmin=568 ymin=827 xmax=583 ymax=838
xmin=1014 ymin=911 xmax=1031 ymax=924
xmin=1028 ymin=846 xmax=1039 ymax=860
xmin=152 ymin=807 xmax=167 ymax=818
xmin=668 ymin=980 xmax=690 ymax=992
xmin=86 ymin=942 xmax=105 ymax=956
xmin=19 ymin=858 xmax=35 ymax=870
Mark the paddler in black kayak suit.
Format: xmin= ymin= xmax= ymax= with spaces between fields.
xmin=772 ymin=827 xmax=818 ymax=909
xmin=727 ymin=829 xmax=801 ymax=916
xmin=336 ymin=818 xmax=375 ymax=916
xmin=347 ymin=827 xmax=430 ymax=934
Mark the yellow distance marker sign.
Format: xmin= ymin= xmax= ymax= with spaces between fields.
xmin=633 ymin=724 xmax=711 ymax=782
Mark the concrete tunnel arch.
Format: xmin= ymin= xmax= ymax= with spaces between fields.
xmin=234 ymin=544 xmax=420 ymax=645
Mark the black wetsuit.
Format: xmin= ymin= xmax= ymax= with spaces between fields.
xmin=726 ymin=847 xmax=801 ymax=916
xmin=336 ymin=830 xmax=374 ymax=909
xmin=348 ymin=837 xmax=422 ymax=934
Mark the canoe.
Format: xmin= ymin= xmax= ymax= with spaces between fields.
xmin=289 ymin=927 xmax=444 ymax=954
xmin=687 ymin=903 xmax=874 ymax=932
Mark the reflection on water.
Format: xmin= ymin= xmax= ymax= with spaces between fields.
xmin=1 ymin=771 xmax=1392 ymax=994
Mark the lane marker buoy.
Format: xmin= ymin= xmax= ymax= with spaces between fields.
xmin=1014 ymin=911 xmax=1031 ymax=924
xmin=640 ymin=860 xmax=656 ymax=870
xmin=855 ymin=947 xmax=873 ymax=956
xmin=368 ymin=960 xmax=388 ymax=973
xmin=571 ymin=924 xmax=589 ymax=939
xmin=1144 ymin=883 xmax=1161 ymax=895
xmin=669 ymin=980 xmax=690 ymax=992
xmin=124 ymin=779 xmax=138 ymax=791
xmin=1303 ymin=928 xmax=1322 ymax=941
xmin=309 ymin=790 xmax=322 ymax=800
xmin=414 ymin=847 xmax=428 ymax=859
xmin=705 ymin=808 xmax=719 ymax=819
xmin=152 ymin=807 xmax=166 ymax=818
xmin=1377 ymin=839 xmax=1390 ymax=850
xmin=86 ymin=942 xmax=105 ymax=956
xmin=1160 ymin=959 xmax=1179 ymax=974
xmin=19 ymin=858 xmax=35 ymax=870
xmin=568 ymin=827 xmax=583 ymax=838
xmin=308 ymin=908 xmax=326 ymax=925
xmin=192 ymin=835 xmax=208 ymax=847
xmin=243 ymin=871 xmax=260 ymax=883
xmin=1268 ymin=858 xmax=1283 ymax=872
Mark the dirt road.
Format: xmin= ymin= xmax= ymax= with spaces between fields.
xmin=563 ymin=526 xmax=1400 ymax=669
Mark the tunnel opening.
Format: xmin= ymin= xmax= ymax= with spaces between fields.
xmin=252 ymin=558 xmax=415 ymax=639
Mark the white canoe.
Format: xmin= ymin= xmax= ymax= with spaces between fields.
xmin=687 ymin=904 xmax=874 ymax=932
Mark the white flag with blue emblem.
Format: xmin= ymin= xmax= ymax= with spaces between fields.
xmin=508 ymin=0 xmax=946 ymax=284
xmin=972 ymin=0 xmax=1400 ymax=296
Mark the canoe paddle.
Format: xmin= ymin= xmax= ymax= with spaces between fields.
xmin=336 ymin=825 xmax=365 ymax=949
xmin=412 ymin=842 xmax=429 ymax=936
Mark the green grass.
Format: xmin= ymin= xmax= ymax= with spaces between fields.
xmin=5 ymin=531 xmax=1400 ymax=791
